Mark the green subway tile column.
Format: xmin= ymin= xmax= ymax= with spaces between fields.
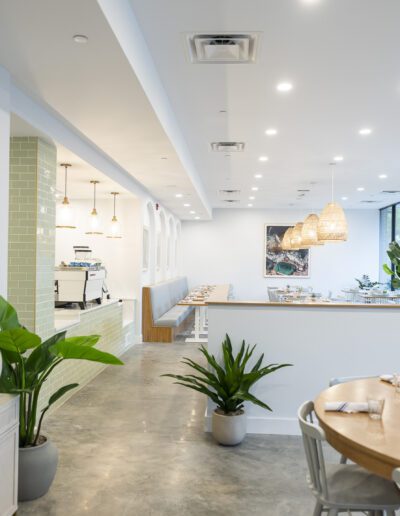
xmin=8 ymin=137 xmax=56 ymax=339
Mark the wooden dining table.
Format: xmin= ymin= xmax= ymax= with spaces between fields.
xmin=314 ymin=378 xmax=400 ymax=480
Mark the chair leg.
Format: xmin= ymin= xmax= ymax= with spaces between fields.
xmin=339 ymin=454 xmax=347 ymax=464
xmin=312 ymin=501 xmax=323 ymax=516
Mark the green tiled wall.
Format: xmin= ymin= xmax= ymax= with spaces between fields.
xmin=8 ymin=137 xmax=56 ymax=339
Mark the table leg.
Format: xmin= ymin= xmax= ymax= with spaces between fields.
xmin=185 ymin=307 xmax=208 ymax=343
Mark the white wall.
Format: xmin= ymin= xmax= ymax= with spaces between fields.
xmin=181 ymin=209 xmax=380 ymax=299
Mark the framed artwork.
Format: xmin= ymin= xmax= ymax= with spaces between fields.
xmin=264 ymin=224 xmax=310 ymax=278
xmin=142 ymin=227 xmax=149 ymax=271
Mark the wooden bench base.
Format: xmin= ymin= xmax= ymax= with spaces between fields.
xmin=142 ymin=287 xmax=194 ymax=343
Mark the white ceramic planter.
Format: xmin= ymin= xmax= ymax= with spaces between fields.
xmin=212 ymin=409 xmax=247 ymax=446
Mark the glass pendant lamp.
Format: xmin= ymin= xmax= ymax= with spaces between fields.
xmin=107 ymin=192 xmax=122 ymax=239
xmin=318 ymin=164 xmax=348 ymax=242
xmin=56 ymin=163 xmax=76 ymax=229
xmin=301 ymin=213 xmax=324 ymax=246
xmin=85 ymin=180 xmax=103 ymax=235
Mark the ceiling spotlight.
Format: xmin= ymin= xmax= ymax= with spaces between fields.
xmin=251 ymin=186 xmax=259 ymax=191
xmin=265 ymin=128 xmax=278 ymax=136
xmin=276 ymin=82 xmax=293 ymax=92
xmin=73 ymin=34 xmax=88 ymax=44
xmin=379 ymin=174 xmax=388 ymax=179
xmin=333 ymin=156 xmax=344 ymax=162
xmin=183 ymin=203 xmax=191 ymax=207
xmin=248 ymin=204 xmax=253 ymax=207
xmin=249 ymin=196 xmax=255 ymax=200
xmin=259 ymin=156 xmax=269 ymax=162
xmin=254 ymin=174 xmax=263 ymax=179
xmin=175 ymin=193 xmax=183 ymax=198
xmin=190 ymin=210 xmax=196 ymax=214
xmin=341 ymin=196 xmax=348 ymax=201
xmin=359 ymin=128 xmax=372 ymax=136
xmin=357 ymin=187 xmax=365 ymax=192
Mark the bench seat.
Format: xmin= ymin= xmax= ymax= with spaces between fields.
xmin=154 ymin=305 xmax=194 ymax=327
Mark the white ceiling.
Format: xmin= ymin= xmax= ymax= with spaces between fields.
xmin=0 ymin=0 xmax=208 ymax=218
xmin=10 ymin=115 xmax=131 ymax=199
xmin=2 ymin=0 xmax=400 ymax=214
xmin=128 ymin=0 xmax=400 ymax=210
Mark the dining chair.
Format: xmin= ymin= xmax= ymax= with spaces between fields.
xmin=298 ymin=401 xmax=400 ymax=516
xmin=267 ymin=287 xmax=279 ymax=302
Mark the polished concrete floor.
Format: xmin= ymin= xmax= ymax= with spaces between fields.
xmin=20 ymin=340 xmax=331 ymax=515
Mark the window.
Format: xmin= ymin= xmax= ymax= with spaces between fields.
xmin=379 ymin=205 xmax=394 ymax=285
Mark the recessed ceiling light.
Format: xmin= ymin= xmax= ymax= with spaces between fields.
xmin=379 ymin=174 xmax=388 ymax=179
xmin=254 ymin=174 xmax=263 ymax=179
xmin=357 ymin=187 xmax=365 ymax=192
xmin=341 ymin=196 xmax=348 ymax=201
xmin=248 ymin=203 xmax=253 ymax=207
xmin=333 ymin=156 xmax=344 ymax=162
xmin=251 ymin=186 xmax=259 ymax=191
xmin=259 ymin=156 xmax=268 ymax=162
xmin=190 ymin=210 xmax=196 ymax=214
xmin=183 ymin=203 xmax=191 ymax=207
xmin=276 ymin=82 xmax=293 ymax=92
xmin=249 ymin=196 xmax=255 ymax=200
xmin=73 ymin=34 xmax=88 ymax=44
xmin=359 ymin=128 xmax=372 ymax=136
xmin=265 ymin=128 xmax=278 ymax=136
xmin=195 ymin=216 xmax=200 ymax=220
xmin=175 ymin=193 xmax=183 ymax=198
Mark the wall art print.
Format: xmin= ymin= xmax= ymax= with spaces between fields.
xmin=264 ymin=224 xmax=310 ymax=277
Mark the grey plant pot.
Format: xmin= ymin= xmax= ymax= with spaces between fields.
xmin=18 ymin=437 xmax=58 ymax=501
xmin=212 ymin=409 xmax=247 ymax=446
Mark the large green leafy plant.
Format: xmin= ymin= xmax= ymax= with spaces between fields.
xmin=383 ymin=241 xmax=400 ymax=289
xmin=0 ymin=296 xmax=123 ymax=447
xmin=163 ymin=334 xmax=291 ymax=413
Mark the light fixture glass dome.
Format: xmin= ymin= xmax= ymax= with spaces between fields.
xmin=317 ymin=202 xmax=348 ymax=242
xmin=56 ymin=163 xmax=77 ymax=229
xmin=86 ymin=180 xmax=103 ymax=235
xmin=107 ymin=192 xmax=122 ymax=239
xmin=301 ymin=213 xmax=324 ymax=246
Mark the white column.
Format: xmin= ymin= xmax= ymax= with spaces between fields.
xmin=0 ymin=67 xmax=10 ymax=297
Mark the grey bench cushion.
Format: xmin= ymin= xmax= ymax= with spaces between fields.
xmin=154 ymin=305 xmax=193 ymax=327
xmin=148 ymin=277 xmax=191 ymax=327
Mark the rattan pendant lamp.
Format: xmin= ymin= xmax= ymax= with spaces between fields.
xmin=317 ymin=163 xmax=348 ymax=242
xmin=290 ymin=222 xmax=305 ymax=250
xmin=281 ymin=227 xmax=293 ymax=250
xmin=301 ymin=213 xmax=324 ymax=246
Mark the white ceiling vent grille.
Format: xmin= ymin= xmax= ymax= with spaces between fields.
xmin=382 ymin=190 xmax=400 ymax=194
xmin=218 ymin=189 xmax=241 ymax=203
xmin=186 ymin=33 xmax=260 ymax=64
xmin=211 ymin=142 xmax=245 ymax=152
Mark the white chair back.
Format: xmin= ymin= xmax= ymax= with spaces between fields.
xmin=298 ymin=401 xmax=329 ymax=500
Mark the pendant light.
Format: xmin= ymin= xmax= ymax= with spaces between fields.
xmin=281 ymin=228 xmax=293 ymax=250
xmin=301 ymin=213 xmax=324 ymax=246
xmin=56 ymin=163 xmax=76 ymax=229
xmin=107 ymin=192 xmax=122 ymax=239
xmin=318 ymin=163 xmax=348 ymax=242
xmin=290 ymin=223 xmax=304 ymax=250
xmin=85 ymin=180 xmax=103 ymax=235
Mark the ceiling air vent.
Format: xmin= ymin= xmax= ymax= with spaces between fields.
xmin=360 ymin=200 xmax=378 ymax=204
xmin=382 ymin=190 xmax=400 ymax=194
xmin=211 ymin=142 xmax=245 ymax=152
xmin=223 ymin=199 xmax=240 ymax=203
xmin=186 ymin=32 xmax=260 ymax=64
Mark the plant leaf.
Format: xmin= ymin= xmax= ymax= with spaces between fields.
xmin=0 ymin=297 xmax=20 ymax=330
xmin=25 ymin=331 xmax=66 ymax=382
xmin=0 ymin=328 xmax=41 ymax=354
xmin=50 ymin=340 xmax=123 ymax=365
xmin=43 ymin=383 xmax=79 ymax=412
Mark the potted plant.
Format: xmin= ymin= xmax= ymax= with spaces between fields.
xmin=383 ymin=241 xmax=400 ymax=289
xmin=0 ymin=296 xmax=123 ymax=501
xmin=355 ymin=274 xmax=380 ymax=290
xmin=163 ymin=334 xmax=291 ymax=446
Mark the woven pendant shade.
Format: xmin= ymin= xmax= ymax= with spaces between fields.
xmin=317 ymin=202 xmax=348 ymax=242
xmin=290 ymin=223 xmax=304 ymax=250
xmin=281 ymin=228 xmax=293 ymax=250
xmin=301 ymin=213 xmax=324 ymax=246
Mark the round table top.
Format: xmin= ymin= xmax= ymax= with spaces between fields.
xmin=314 ymin=378 xmax=400 ymax=480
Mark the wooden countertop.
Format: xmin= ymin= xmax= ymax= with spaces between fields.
xmin=178 ymin=284 xmax=231 ymax=306
xmin=207 ymin=300 xmax=400 ymax=308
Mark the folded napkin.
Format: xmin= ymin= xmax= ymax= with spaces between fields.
xmin=380 ymin=374 xmax=394 ymax=383
xmin=324 ymin=401 xmax=368 ymax=413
